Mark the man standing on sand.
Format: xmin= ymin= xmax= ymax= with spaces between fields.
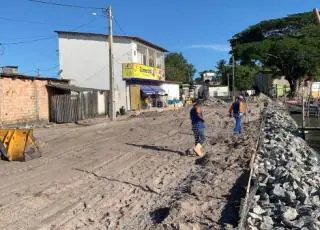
xmin=229 ymin=95 xmax=245 ymax=134
xmin=190 ymin=99 xmax=206 ymax=149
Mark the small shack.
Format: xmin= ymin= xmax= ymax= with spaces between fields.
xmin=47 ymin=83 xmax=109 ymax=123
xmin=0 ymin=67 xmax=69 ymax=125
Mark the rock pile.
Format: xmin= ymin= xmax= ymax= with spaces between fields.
xmin=247 ymin=102 xmax=320 ymax=230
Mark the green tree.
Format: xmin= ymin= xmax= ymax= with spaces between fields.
xmin=234 ymin=65 xmax=256 ymax=90
xmin=230 ymin=11 xmax=320 ymax=96
xmin=215 ymin=59 xmax=256 ymax=91
xmin=216 ymin=59 xmax=231 ymax=86
xmin=165 ymin=52 xmax=196 ymax=83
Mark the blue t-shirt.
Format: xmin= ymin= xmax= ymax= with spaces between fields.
xmin=232 ymin=101 xmax=240 ymax=114
xmin=190 ymin=107 xmax=205 ymax=129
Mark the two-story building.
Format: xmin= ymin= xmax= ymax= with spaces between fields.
xmin=56 ymin=31 xmax=169 ymax=112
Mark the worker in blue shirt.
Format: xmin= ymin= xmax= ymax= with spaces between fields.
xmin=229 ymin=95 xmax=245 ymax=134
xmin=190 ymin=99 xmax=205 ymax=147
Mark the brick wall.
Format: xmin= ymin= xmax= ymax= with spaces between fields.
xmin=0 ymin=78 xmax=51 ymax=125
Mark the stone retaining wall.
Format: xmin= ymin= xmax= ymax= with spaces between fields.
xmin=245 ymin=101 xmax=320 ymax=229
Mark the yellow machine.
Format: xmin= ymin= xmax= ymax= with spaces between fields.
xmin=0 ymin=129 xmax=41 ymax=162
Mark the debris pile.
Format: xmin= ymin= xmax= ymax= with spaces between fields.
xmin=205 ymin=97 xmax=228 ymax=107
xmin=247 ymin=102 xmax=320 ymax=230
xmin=246 ymin=93 xmax=271 ymax=104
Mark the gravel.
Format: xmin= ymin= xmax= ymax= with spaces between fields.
xmin=246 ymin=101 xmax=320 ymax=229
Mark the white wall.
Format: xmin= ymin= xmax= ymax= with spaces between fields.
xmin=209 ymin=86 xmax=229 ymax=97
xmin=58 ymin=34 xmax=133 ymax=111
xmin=160 ymin=83 xmax=180 ymax=100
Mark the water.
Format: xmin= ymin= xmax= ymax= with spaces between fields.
xmin=291 ymin=114 xmax=320 ymax=152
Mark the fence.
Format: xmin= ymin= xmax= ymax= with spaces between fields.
xmin=50 ymin=92 xmax=108 ymax=123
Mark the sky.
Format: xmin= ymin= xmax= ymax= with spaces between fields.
xmin=0 ymin=0 xmax=319 ymax=78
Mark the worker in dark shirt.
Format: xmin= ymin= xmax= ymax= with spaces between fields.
xmin=190 ymin=99 xmax=205 ymax=147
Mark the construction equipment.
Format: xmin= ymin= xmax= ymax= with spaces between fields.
xmin=0 ymin=129 xmax=41 ymax=162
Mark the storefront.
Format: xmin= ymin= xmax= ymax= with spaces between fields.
xmin=123 ymin=63 xmax=167 ymax=111
xmin=126 ymin=79 xmax=167 ymax=111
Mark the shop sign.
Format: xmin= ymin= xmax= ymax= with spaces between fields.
xmin=122 ymin=63 xmax=164 ymax=81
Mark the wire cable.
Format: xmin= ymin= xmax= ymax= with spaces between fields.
xmin=1 ymin=36 xmax=56 ymax=45
xmin=78 ymin=66 xmax=109 ymax=84
xmin=113 ymin=17 xmax=126 ymax=35
xmin=0 ymin=16 xmax=73 ymax=26
xmin=39 ymin=64 xmax=59 ymax=72
xmin=0 ymin=17 xmax=99 ymax=46
xmin=29 ymin=0 xmax=104 ymax=10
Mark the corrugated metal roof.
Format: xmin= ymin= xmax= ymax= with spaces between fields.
xmin=47 ymin=83 xmax=107 ymax=92
xmin=55 ymin=30 xmax=168 ymax=52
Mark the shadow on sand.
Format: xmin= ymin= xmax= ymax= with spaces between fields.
xmin=126 ymin=143 xmax=185 ymax=156
xmin=218 ymin=170 xmax=250 ymax=229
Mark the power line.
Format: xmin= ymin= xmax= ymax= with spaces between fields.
xmin=0 ymin=16 xmax=73 ymax=26
xmin=78 ymin=66 xmax=109 ymax=84
xmin=39 ymin=64 xmax=59 ymax=72
xmin=29 ymin=0 xmax=103 ymax=10
xmin=113 ymin=17 xmax=126 ymax=35
xmin=0 ymin=17 xmax=99 ymax=46
xmin=1 ymin=36 xmax=56 ymax=46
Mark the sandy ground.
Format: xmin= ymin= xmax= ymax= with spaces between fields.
xmin=0 ymin=102 xmax=262 ymax=230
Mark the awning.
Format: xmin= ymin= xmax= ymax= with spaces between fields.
xmin=140 ymin=85 xmax=154 ymax=95
xmin=149 ymin=86 xmax=166 ymax=95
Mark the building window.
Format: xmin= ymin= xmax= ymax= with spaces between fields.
xmin=148 ymin=49 xmax=155 ymax=67
xmin=156 ymin=53 xmax=164 ymax=69
xmin=137 ymin=45 xmax=147 ymax=65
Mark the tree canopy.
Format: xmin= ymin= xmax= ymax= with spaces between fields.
xmin=215 ymin=59 xmax=256 ymax=91
xmin=165 ymin=52 xmax=196 ymax=84
xmin=230 ymin=11 xmax=320 ymax=95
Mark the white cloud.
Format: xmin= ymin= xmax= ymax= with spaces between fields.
xmin=188 ymin=44 xmax=230 ymax=52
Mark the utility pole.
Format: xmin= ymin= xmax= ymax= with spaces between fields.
xmin=107 ymin=6 xmax=116 ymax=121
xmin=232 ymin=54 xmax=235 ymax=101
xmin=227 ymin=73 xmax=230 ymax=99
xmin=37 ymin=68 xmax=40 ymax=77
xmin=302 ymin=84 xmax=306 ymax=139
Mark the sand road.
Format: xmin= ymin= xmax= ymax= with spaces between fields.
xmin=0 ymin=103 xmax=261 ymax=230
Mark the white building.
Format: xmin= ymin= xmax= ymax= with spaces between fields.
xmin=160 ymin=81 xmax=180 ymax=100
xmin=201 ymin=71 xmax=216 ymax=82
xmin=56 ymin=31 xmax=168 ymax=112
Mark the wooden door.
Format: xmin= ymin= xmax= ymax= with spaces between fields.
xmin=130 ymin=85 xmax=141 ymax=111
